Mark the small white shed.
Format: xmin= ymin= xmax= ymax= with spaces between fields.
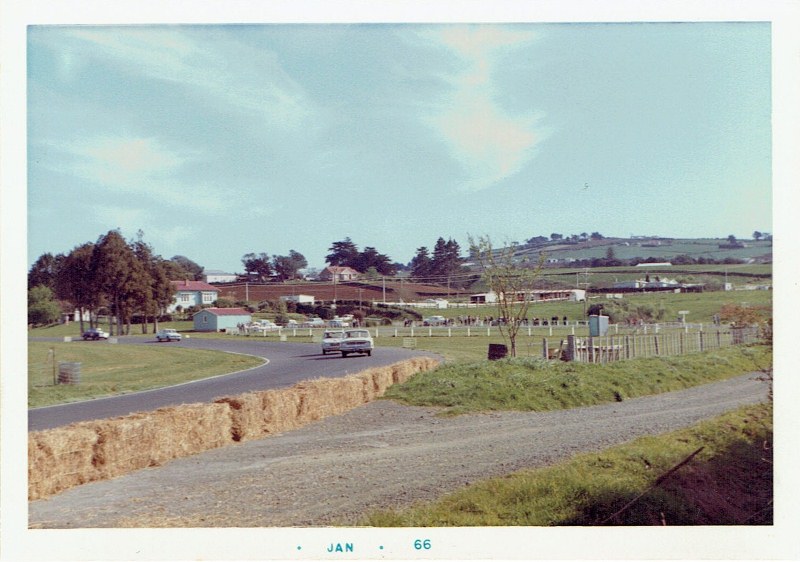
xmin=193 ymin=307 xmax=252 ymax=332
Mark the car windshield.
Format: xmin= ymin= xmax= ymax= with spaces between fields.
xmin=346 ymin=330 xmax=369 ymax=338
xmin=324 ymin=332 xmax=343 ymax=338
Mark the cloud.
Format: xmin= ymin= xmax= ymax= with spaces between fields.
xmin=90 ymin=204 xmax=196 ymax=251
xmin=418 ymin=25 xmax=545 ymax=191
xmin=47 ymin=134 xmax=230 ymax=212
xmin=38 ymin=27 xmax=316 ymax=130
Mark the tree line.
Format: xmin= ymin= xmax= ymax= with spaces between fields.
xmin=27 ymin=230 xmax=203 ymax=334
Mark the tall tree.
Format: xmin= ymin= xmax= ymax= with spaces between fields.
xmin=410 ymin=246 xmax=433 ymax=279
xmin=273 ymin=249 xmax=308 ymax=281
xmin=431 ymin=237 xmax=463 ymax=279
xmin=92 ymin=230 xmax=145 ymax=335
xmin=469 ymin=235 xmax=544 ymax=358
xmin=132 ymin=232 xmax=174 ymax=333
xmin=325 ymin=238 xmax=360 ymax=268
xmin=56 ymin=243 xmax=100 ymax=333
xmin=28 ymin=252 xmax=65 ymax=291
xmin=355 ymin=246 xmax=395 ymax=276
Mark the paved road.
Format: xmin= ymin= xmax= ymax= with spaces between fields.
xmin=29 ymin=337 xmax=438 ymax=431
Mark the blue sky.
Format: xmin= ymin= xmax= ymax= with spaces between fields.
xmin=26 ymin=21 xmax=772 ymax=273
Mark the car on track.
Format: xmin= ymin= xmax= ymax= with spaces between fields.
xmin=339 ymin=329 xmax=374 ymax=357
xmin=321 ymin=330 xmax=345 ymax=355
xmin=82 ymin=328 xmax=109 ymax=340
xmin=302 ymin=317 xmax=326 ymax=328
xmin=155 ymin=328 xmax=182 ymax=342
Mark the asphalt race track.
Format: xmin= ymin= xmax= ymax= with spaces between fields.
xmin=28 ymin=337 xmax=438 ymax=431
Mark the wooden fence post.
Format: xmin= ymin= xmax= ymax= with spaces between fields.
xmin=542 ymin=338 xmax=548 ymax=360
xmin=567 ymin=335 xmax=576 ymax=362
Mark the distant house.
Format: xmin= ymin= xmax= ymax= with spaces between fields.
xmin=202 ymin=270 xmax=238 ymax=283
xmin=319 ymin=266 xmax=360 ymax=282
xmin=192 ymin=307 xmax=252 ymax=332
xmin=168 ymin=280 xmax=219 ymax=313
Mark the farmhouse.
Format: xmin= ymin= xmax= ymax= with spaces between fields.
xmin=192 ymin=307 xmax=252 ymax=332
xmin=168 ymin=280 xmax=219 ymax=313
xmin=319 ymin=266 xmax=360 ymax=282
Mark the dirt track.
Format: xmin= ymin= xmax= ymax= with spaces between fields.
xmin=28 ymin=372 xmax=768 ymax=528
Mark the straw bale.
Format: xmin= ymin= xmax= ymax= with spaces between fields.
xmin=28 ymin=425 xmax=99 ymax=500
xmin=90 ymin=402 xmax=232 ymax=480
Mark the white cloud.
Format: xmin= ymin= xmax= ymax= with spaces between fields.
xmin=48 ymin=134 xmax=230 ymax=212
xmin=418 ymin=25 xmax=545 ymax=191
xmin=40 ymin=27 xmax=315 ymax=130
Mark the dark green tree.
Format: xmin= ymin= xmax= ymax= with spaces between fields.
xmin=242 ymin=252 xmax=273 ymax=281
xmin=325 ymin=238 xmax=360 ymax=268
xmin=410 ymin=246 xmax=433 ymax=279
xmin=55 ymin=242 xmax=100 ymax=333
xmin=28 ymin=252 xmax=65 ymax=291
xmin=169 ymin=255 xmax=204 ymax=280
xmin=92 ymin=230 xmax=146 ymax=335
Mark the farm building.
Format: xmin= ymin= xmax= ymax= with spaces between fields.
xmin=168 ymin=280 xmax=219 ymax=313
xmin=192 ymin=308 xmax=252 ymax=332
xmin=470 ymin=289 xmax=585 ymax=304
xmin=280 ymin=294 xmax=315 ymax=305
xmin=202 ymin=270 xmax=238 ymax=283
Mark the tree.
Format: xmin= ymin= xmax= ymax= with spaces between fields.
xmin=431 ymin=238 xmax=463 ymax=279
xmin=273 ymin=250 xmax=308 ymax=281
xmin=727 ymin=234 xmax=738 ymax=244
xmin=355 ymin=246 xmax=395 ymax=276
xmin=132 ymin=232 xmax=174 ymax=333
xmin=753 ymin=231 xmax=763 ymax=241
xmin=468 ymin=235 xmax=544 ymax=357
xmin=28 ymin=252 xmax=65 ymax=291
xmin=242 ymin=252 xmax=273 ymax=281
xmin=326 ymin=238 xmax=360 ymax=267
xmin=28 ymin=285 xmax=61 ymax=326
xmin=550 ymin=233 xmax=563 ymax=241
xmin=169 ymin=255 xmax=204 ymax=280
xmin=410 ymin=246 xmax=433 ymax=279
xmin=92 ymin=230 xmax=146 ymax=335
xmin=56 ymin=243 xmax=100 ymax=333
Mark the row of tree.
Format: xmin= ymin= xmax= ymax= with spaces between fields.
xmin=28 ymin=230 xmax=203 ymax=334
xmin=324 ymin=238 xmax=398 ymax=276
xmin=241 ymin=250 xmax=308 ymax=282
xmin=409 ymin=238 xmax=464 ymax=283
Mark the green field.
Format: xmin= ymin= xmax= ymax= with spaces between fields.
xmin=382 ymin=344 xmax=772 ymax=415
xmin=28 ymin=341 xmax=264 ymax=408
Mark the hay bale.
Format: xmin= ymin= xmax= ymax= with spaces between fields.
xmin=90 ymin=402 xmax=232 ymax=480
xmin=28 ymin=425 xmax=99 ymax=500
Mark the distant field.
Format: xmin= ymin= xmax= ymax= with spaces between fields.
xmin=525 ymin=238 xmax=773 ymax=263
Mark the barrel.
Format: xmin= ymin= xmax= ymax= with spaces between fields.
xmin=487 ymin=344 xmax=508 ymax=360
xmin=58 ymin=362 xmax=81 ymax=385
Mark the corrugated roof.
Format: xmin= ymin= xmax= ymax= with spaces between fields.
xmin=195 ymin=307 xmax=250 ymax=317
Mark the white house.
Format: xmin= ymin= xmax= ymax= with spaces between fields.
xmin=319 ymin=266 xmax=360 ymax=282
xmin=168 ymin=280 xmax=219 ymax=313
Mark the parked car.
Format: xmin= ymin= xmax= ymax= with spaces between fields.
xmin=321 ymin=330 xmax=345 ymax=355
xmin=82 ymin=328 xmax=109 ymax=340
xmin=301 ymin=317 xmax=326 ymax=328
xmin=339 ymin=329 xmax=374 ymax=357
xmin=423 ymin=315 xmax=447 ymax=326
xmin=155 ymin=328 xmax=182 ymax=342
xmin=248 ymin=320 xmax=280 ymax=333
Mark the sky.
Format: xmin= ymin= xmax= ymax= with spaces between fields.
xmin=25 ymin=18 xmax=773 ymax=275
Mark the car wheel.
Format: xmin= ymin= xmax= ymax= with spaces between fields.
xmin=367 ymin=350 xmax=372 ymax=356
xmin=341 ymin=351 xmax=348 ymax=357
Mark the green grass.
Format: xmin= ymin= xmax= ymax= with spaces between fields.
xmin=382 ymin=345 xmax=772 ymax=416
xmin=28 ymin=341 xmax=265 ymax=408
xmin=358 ymin=402 xmax=773 ymax=526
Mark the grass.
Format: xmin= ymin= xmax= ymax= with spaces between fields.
xmin=382 ymin=345 xmax=772 ymax=416
xmin=28 ymin=341 xmax=265 ymax=408
xmin=358 ymin=402 xmax=773 ymax=526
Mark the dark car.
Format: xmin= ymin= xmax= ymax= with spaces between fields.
xmin=82 ymin=328 xmax=109 ymax=340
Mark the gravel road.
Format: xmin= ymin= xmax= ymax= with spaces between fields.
xmin=29 ymin=372 xmax=768 ymax=528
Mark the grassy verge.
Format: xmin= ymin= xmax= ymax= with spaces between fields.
xmin=359 ymin=402 xmax=773 ymax=526
xmin=383 ymin=345 xmax=772 ymax=415
xmin=28 ymin=342 xmax=265 ymax=408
